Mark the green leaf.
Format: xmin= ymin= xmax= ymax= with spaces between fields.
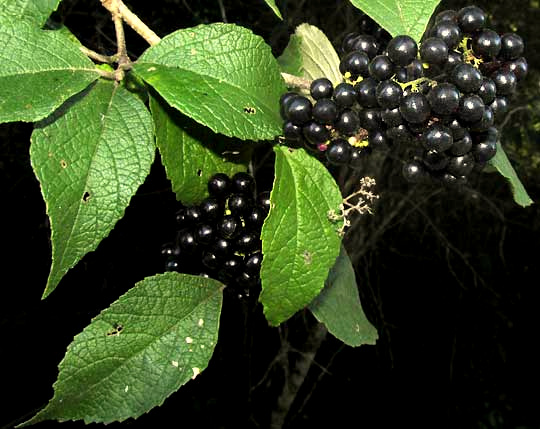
xmin=488 ymin=142 xmax=533 ymax=207
xmin=20 ymin=273 xmax=224 ymax=426
xmin=349 ymin=0 xmax=441 ymax=42
xmin=278 ymin=23 xmax=342 ymax=86
xmin=309 ymin=246 xmax=378 ymax=347
xmin=133 ymin=23 xmax=285 ymax=141
xmin=259 ymin=146 xmax=343 ymax=326
xmin=0 ymin=19 xmax=99 ymax=123
xmin=149 ymin=95 xmax=248 ymax=205
xmin=0 ymin=0 xmax=61 ymax=27
xmin=31 ymin=80 xmax=155 ymax=298
xmin=262 ymin=0 xmax=283 ymax=20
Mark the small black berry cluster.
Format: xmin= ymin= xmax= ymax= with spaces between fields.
xmin=279 ymin=5 xmax=528 ymax=186
xmin=161 ymin=172 xmax=269 ymax=294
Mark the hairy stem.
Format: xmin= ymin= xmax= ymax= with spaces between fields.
xmin=281 ymin=72 xmax=311 ymax=90
xmin=79 ymin=46 xmax=117 ymax=64
xmin=100 ymin=0 xmax=161 ymax=46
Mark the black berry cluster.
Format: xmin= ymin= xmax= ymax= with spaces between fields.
xmin=279 ymin=5 xmax=528 ymax=187
xmin=161 ymin=172 xmax=269 ymax=295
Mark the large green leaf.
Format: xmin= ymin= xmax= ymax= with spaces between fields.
xmin=0 ymin=0 xmax=61 ymax=26
xmin=31 ymin=80 xmax=155 ymax=298
xmin=349 ymin=0 xmax=441 ymax=42
xmin=278 ymin=23 xmax=342 ymax=86
xmin=149 ymin=95 xmax=248 ymax=205
xmin=488 ymin=142 xmax=533 ymax=207
xmin=262 ymin=0 xmax=282 ymax=19
xmin=259 ymin=146 xmax=343 ymax=326
xmin=309 ymin=246 xmax=378 ymax=347
xmin=0 ymin=19 xmax=99 ymax=123
xmin=133 ymin=23 xmax=285 ymax=141
xmin=20 ymin=273 xmax=224 ymax=426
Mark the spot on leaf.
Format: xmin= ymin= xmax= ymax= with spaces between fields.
xmin=82 ymin=191 xmax=91 ymax=202
xmin=60 ymin=160 xmax=67 ymax=169
xmin=197 ymin=169 xmax=202 ymax=177
xmin=192 ymin=367 xmax=200 ymax=379
xmin=106 ymin=323 xmax=123 ymax=337
xmin=303 ymin=250 xmax=312 ymax=265
xmin=243 ymin=106 xmax=256 ymax=114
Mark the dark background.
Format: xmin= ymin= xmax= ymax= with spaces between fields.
xmin=1 ymin=0 xmax=540 ymax=428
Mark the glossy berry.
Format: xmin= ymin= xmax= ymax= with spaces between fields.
xmin=457 ymin=6 xmax=486 ymax=33
xmin=430 ymin=21 xmax=461 ymax=49
xmin=244 ymin=252 xmax=263 ymax=275
xmin=448 ymin=131 xmax=472 ymax=156
xmin=444 ymin=51 xmax=463 ymax=71
xmin=178 ymin=229 xmax=198 ymax=253
xmin=505 ymin=57 xmax=528 ymax=81
xmin=339 ymin=50 xmax=370 ymax=77
xmin=257 ymin=191 xmax=271 ymax=214
xmin=423 ymin=150 xmax=449 ymax=171
xmin=161 ymin=242 xmax=180 ymax=258
xmin=447 ymin=153 xmax=475 ymax=177
xmin=387 ymin=124 xmax=412 ymax=144
xmin=402 ymin=160 xmax=427 ymax=183
xmin=492 ymin=69 xmax=517 ymax=96
xmin=422 ymin=124 xmax=453 ymax=152
xmin=447 ymin=118 xmax=466 ymax=140
xmin=387 ymin=35 xmax=418 ymax=66
xmin=470 ymin=106 xmax=494 ymax=132
xmin=473 ymin=140 xmax=497 ymax=163
xmin=351 ymin=34 xmax=379 ymax=58
xmin=310 ymin=78 xmax=334 ymax=100
xmin=202 ymin=251 xmax=220 ymax=270
xmin=208 ymin=173 xmax=231 ymax=199
xmin=200 ymin=197 xmax=223 ymax=221
xmin=221 ymin=255 xmax=244 ymax=277
xmin=355 ymin=77 xmax=379 ymax=108
xmin=472 ymin=29 xmax=502 ymax=59
xmin=435 ymin=9 xmax=457 ymax=23
xmin=326 ymin=139 xmax=351 ymax=165
xmin=333 ymin=83 xmax=357 ymax=107
xmin=368 ymin=130 xmax=388 ymax=151
xmin=376 ymin=80 xmax=403 ymax=109
xmin=217 ymin=215 xmax=242 ymax=239
xmin=195 ymin=224 xmax=214 ymax=245
xmin=283 ymin=121 xmax=303 ymax=141
xmin=406 ymin=59 xmax=424 ymax=81
xmin=341 ymin=32 xmax=360 ymax=53
xmin=335 ymin=109 xmax=360 ymax=135
xmin=312 ymin=99 xmax=338 ymax=125
xmin=458 ymin=94 xmax=485 ymax=123
xmin=420 ymin=37 xmax=449 ymax=65
xmin=477 ymin=78 xmax=497 ymax=105
xmin=212 ymin=238 xmax=232 ymax=257
xmin=165 ymin=258 xmax=180 ymax=272
xmin=499 ymin=33 xmax=524 ymax=60
xmin=427 ymin=83 xmax=460 ymax=116
xmin=184 ymin=206 xmax=203 ymax=224
xmin=228 ymin=193 xmax=252 ymax=216
xmin=368 ymin=55 xmax=395 ymax=81
xmin=359 ymin=108 xmax=382 ymax=131
xmin=244 ymin=206 xmax=266 ymax=231
xmin=303 ymin=120 xmax=330 ymax=144
xmin=349 ymin=147 xmax=370 ymax=169
xmin=399 ymin=92 xmax=431 ymax=124
xmin=236 ymin=232 xmax=260 ymax=253
xmin=381 ymin=107 xmax=403 ymax=127
xmin=231 ymin=172 xmax=255 ymax=195
xmin=279 ymin=92 xmax=298 ymax=120
xmin=451 ymin=63 xmax=482 ymax=93
xmin=490 ymin=97 xmax=508 ymax=120
xmin=284 ymin=95 xmax=312 ymax=125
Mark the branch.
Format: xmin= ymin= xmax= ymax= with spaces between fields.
xmin=79 ymin=46 xmax=117 ymax=64
xmin=281 ymin=72 xmax=311 ymax=90
xmin=100 ymin=0 xmax=161 ymax=46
